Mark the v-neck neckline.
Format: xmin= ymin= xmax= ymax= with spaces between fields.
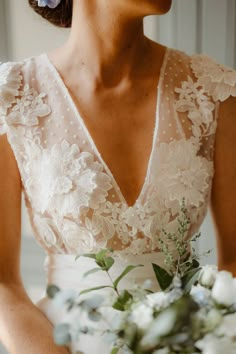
xmin=41 ymin=46 xmax=170 ymax=209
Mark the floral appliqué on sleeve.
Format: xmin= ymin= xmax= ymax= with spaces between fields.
xmin=190 ymin=54 xmax=236 ymax=102
xmin=0 ymin=61 xmax=51 ymax=135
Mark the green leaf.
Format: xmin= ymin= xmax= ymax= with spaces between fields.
xmin=110 ymin=348 xmax=119 ymax=354
xmin=53 ymin=323 xmax=71 ymax=345
xmin=95 ymin=249 xmax=110 ymax=262
xmin=83 ymin=267 xmax=103 ymax=278
xmin=112 ymin=290 xmax=133 ymax=311
xmin=81 ymin=253 xmax=97 ymax=259
xmin=79 ymin=285 xmax=114 ymax=295
xmin=46 ymin=284 xmax=60 ymax=298
xmin=113 ymin=264 xmax=144 ymax=289
xmin=192 ymin=259 xmax=200 ymax=268
xmin=103 ymin=256 xmax=115 ymax=271
xmin=182 ymin=267 xmax=202 ymax=293
xmin=152 ymin=263 xmax=173 ymax=291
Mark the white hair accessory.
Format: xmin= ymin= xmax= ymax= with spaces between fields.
xmin=37 ymin=0 xmax=62 ymax=9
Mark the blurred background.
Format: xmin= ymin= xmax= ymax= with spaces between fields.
xmin=0 ymin=0 xmax=235 ymax=352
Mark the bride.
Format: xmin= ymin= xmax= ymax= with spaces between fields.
xmin=0 ymin=0 xmax=236 ymax=353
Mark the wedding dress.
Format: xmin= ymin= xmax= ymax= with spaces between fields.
xmin=0 ymin=47 xmax=236 ymax=353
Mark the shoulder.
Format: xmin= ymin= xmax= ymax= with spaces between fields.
xmin=169 ymin=48 xmax=236 ymax=103
xmin=0 ymin=54 xmax=50 ymax=136
xmin=189 ymin=53 xmax=236 ymax=102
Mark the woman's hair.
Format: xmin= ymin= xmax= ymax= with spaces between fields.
xmin=28 ymin=0 xmax=73 ymax=28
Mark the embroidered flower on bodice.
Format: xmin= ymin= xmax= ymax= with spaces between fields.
xmin=151 ymin=139 xmax=214 ymax=208
xmin=25 ymin=139 xmax=113 ymax=217
xmin=0 ymin=64 xmax=51 ymax=135
xmin=191 ymin=55 xmax=236 ymax=101
xmin=175 ymin=77 xmax=216 ymax=139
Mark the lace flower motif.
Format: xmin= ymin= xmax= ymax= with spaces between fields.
xmin=191 ymin=55 xmax=236 ymax=102
xmin=7 ymin=84 xmax=51 ymax=125
xmin=175 ymin=76 xmax=216 ymax=139
xmin=151 ymin=139 xmax=213 ymax=208
xmin=0 ymin=62 xmax=23 ymax=134
xmin=61 ymin=219 xmax=98 ymax=254
xmin=0 ymin=62 xmax=22 ymax=110
xmin=0 ymin=80 xmax=51 ymax=135
xmin=25 ymin=139 xmax=113 ymax=217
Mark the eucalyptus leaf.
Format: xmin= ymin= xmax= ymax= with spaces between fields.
xmin=53 ymin=323 xmax=71 ymax=345
xmin=103 ymin=256 xmax=115 ymax=270
xmin=81 ymin=253 xmax=97 ymax=259
xmin=79 ymin=285 xmax=114 ymax=295
xmin=152 ymin=263 xmax=173 ymax=291
xmin=46 ymin=284 xmax=60 ymax=298
xmin=113 ymin=264 xmax=144 ymax=289
xmin=192 ymin=259 xmax=200 ymax=268
xmin=112 ymin=290 xmax=133 ymax=311
xmin=83 ymin=267 xmax=103 ymax=278
xmin=110 ymin=348 xmax=119 ymax=354
xmin=96 ymin=249 xmax=110 ymax=262
xmin=182 ymin=267 xmax=202 ymax=293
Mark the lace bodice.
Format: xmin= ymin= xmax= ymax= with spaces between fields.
xmin=1 ymin=48 xmax=236 ymax=256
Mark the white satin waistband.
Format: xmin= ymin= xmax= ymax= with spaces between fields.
xmin=43 ymin=252 xmax=168 ymax=293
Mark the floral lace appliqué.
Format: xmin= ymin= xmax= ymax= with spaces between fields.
xmin=0 ymin=62 xmax=51 ymax=135
xmin=151 ymin=138 xmax=214 ymax=207
xmin=190 ymin=55 xmax=236 ymax=102
xmin=25 ymin=139 xmax=113 ymax=216
xmin=175 ymin=76 xmax=217 ymax=139
xmin=0 ymin=62 xmax=22 ymax=111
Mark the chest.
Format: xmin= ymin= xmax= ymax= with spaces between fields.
xmin=66 ymin=80 xmax=160 ymax=207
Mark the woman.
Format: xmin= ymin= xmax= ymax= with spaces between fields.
xmin=0 ymin=0 xmax=236 ymax=353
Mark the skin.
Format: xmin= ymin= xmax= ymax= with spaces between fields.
xmin=47 ymin=0 xmax=172 ymax=208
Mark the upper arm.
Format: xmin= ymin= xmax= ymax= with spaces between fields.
xmin=0 ymin=133 xmax=22 ymax=285
xmin=210 ymin=96 xmax=236 ymax=268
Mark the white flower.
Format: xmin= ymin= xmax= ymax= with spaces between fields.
xmin=146 ymin=292 xmax=170 ymax=309
xmin=190 ymin=284 xmax=211 ymax=305
xmin=195 ymin=334 xmax=236 ymax=354
xmin=211 ymin=270 xmax=236 ymax=306
xmin=216 ymin=313 xmax=236 ymax=338
xmin=199 ymin=264 xmax=218 ymax=287
xmin=204 ymin=308 xmax=222 ymax=331
xmin=53 ymin=288 xmax=78 ymax=308
xmin=131 ymin=303 xmax=153 ymax=330
xmin=25 ymin=139 xmax=113 ymax=216
xmin=191 ymin=55 xmax=236 ymax=101
xmin=141 ymin=308 xmax=176 ymax=349
xmin=151 ymin=139 xmax=213 ymax=207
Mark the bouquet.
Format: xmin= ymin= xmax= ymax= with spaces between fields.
xmin=47 ymin=199 xmax=236 ymax=354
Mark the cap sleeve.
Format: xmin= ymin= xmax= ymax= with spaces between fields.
xmin=0 ymin=61 xmax=23 ymax=135
xmin=190 ymin=54 xmax=236 ymax=102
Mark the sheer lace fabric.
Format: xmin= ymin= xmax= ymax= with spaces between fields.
xmin=0 ymin=48 xmax=236 ymax=258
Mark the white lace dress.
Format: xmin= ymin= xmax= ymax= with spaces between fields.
xmin=0 ymin=47 xmax=236 ymax=353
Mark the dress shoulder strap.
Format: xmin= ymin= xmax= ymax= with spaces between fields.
xmin=190 ymin=54 xmax=236 ymax=102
